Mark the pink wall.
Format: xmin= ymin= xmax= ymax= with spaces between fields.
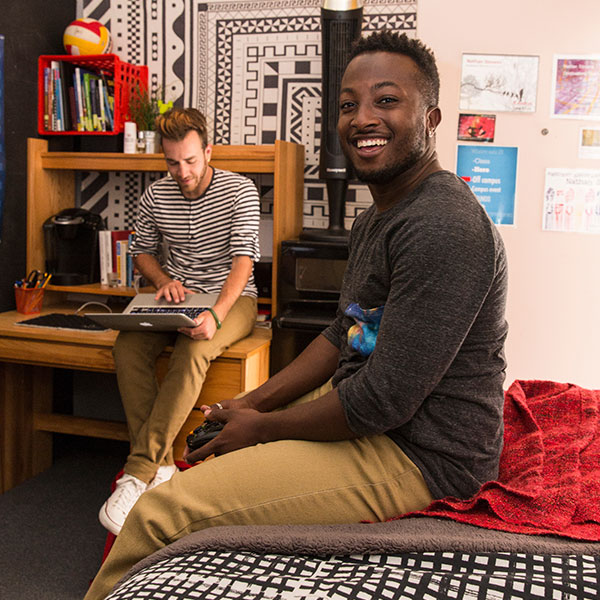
xmin=418 ymin=0 xmax=600 ymax=389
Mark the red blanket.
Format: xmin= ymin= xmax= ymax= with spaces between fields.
xmin=409 ymin=380 xmax=600 ymax=541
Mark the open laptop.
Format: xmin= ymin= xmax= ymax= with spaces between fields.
xmin=86 ymin=293 xmax=219 ymax=331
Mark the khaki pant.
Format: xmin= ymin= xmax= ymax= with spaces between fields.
xmin=113 ymin=295 xmax=257 ymax=483
xmin=85 ymin=382 xmax=433 ymax=600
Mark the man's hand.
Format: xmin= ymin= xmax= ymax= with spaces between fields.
xmin=155 ymin=279 xmax=192 ymax=303
xmin=183 ymin=405 xmax=265 ymax=464
xmin=177 ymin=308 xmax=218 ymax=340
xmin=134 ymin=254 xmax=192 ymax=302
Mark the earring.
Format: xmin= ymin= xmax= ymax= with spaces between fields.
xmin=428 ymin=129 xmax=435 ymax=137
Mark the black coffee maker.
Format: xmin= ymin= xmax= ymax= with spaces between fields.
xmin=43 ymin=208 xmax=104 ymax=286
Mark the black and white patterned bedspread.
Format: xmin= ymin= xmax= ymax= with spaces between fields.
xmin=106 ymin=549 xmax=600 ymax=600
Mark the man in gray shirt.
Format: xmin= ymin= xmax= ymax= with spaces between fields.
xmin=85 ymin=31 xmax=508 ymax=600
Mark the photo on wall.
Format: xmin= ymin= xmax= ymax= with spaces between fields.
xmin=459 ymin=53 xmax=539 ymax=113
xmin=457 ymin=113 xmax=496 ymax=143
xmin=579 ymin=128 xmax=600 ymax=159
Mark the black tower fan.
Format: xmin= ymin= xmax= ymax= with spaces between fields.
xmin=302 ymin=0 xmax=363 ymax=243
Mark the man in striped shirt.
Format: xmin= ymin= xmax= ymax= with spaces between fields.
xmin=98 ymin=108 xmax=260 ymax=536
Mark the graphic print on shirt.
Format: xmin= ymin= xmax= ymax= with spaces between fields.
xmin=345 ymin=303 xmax=384 ymax=357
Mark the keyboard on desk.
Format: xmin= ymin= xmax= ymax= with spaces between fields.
xmin=15 ymin=313 xmax=109 ymax=331
xmin=130 ymin=306 xmax=207 ymax=319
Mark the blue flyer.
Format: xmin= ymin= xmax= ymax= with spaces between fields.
xmin=456 ymin=145 xmax=518 ymax=226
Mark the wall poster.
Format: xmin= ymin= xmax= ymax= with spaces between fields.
xmin=456 ymin=145 xmax=518 ymax=226
xmin=551 ymin=55 xmax=600 ymax=120
xmin=459 ymin=53 xmax=538 ymax=113
xmin=543 ymin=168 xmax=600 ymax=234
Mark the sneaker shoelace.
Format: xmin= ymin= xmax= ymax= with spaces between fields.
xmin=111 ymin=476 xmax=147 ymax=516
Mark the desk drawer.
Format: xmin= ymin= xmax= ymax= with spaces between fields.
xmin=0 ymin=337 xmax=115 ymax=372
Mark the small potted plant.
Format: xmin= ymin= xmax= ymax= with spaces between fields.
xmin=127 ymin=83 xmax=172 ymax=153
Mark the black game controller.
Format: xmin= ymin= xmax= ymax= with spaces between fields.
xmin=186 ymin=420 xmax=224 ymax=450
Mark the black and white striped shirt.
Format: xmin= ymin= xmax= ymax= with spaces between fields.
xmin=130 ymin=169 xmax=260 ymax=296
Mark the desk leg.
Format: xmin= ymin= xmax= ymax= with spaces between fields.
xmin=0 ymin=363 xmax=53 ymax=493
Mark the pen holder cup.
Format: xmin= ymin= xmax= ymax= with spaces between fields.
xmin=15 ymin=286 xmax=45 ymax=315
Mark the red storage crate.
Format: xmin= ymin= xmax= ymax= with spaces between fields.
xmin=38 ymin=54 xmax=148 ymax=135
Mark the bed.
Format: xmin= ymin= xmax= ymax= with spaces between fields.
xmin=104 ymin=380 xmax=600 ymax=600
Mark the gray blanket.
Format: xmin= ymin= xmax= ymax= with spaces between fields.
xmin=120 ymin=516 xmax=600 ymax=585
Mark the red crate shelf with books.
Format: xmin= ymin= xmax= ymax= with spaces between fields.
xmin=38 ymin=54 xmax=148 ymax=136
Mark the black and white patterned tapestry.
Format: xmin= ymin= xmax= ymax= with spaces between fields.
xmin=106 ymin=549 xmax=600 ymax=600
xmin=79 ymin=0 xmax=417 ymax=235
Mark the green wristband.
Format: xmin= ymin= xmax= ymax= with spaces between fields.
xmin=208 ymin=307 xmax=222 ymax=329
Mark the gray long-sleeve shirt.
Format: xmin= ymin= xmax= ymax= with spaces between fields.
xmin=322 ymin=171 xmax=508 ymax=500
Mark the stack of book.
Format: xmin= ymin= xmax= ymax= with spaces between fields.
xmin=98 ymin=230 xmax=136 ymax=287
xmin=42 ymin=60 xmax=115 ymax=132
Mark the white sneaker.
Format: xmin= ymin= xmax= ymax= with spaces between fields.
xmin=147 ymin=464 xmax=179 ymax=490
xmin=99 ymin=473 xmax=147 ymax=535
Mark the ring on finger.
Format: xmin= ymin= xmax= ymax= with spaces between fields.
xmin=215 ymin=402 xmax=223 ymax=410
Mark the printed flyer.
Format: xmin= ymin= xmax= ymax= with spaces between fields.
xmin=552 ymin=55 xmax=600 ymax=120
xmin=543 ymin=168 xmax=600 ymax=233
xmin=456 ymin=145 xmax=518 ymax=226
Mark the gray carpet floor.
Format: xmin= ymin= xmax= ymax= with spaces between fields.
xmin=0 ymin=436 xmax=128 ymax=600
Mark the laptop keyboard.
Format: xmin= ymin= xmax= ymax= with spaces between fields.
xmin=130 ymin=306 xmax=207 ymax=318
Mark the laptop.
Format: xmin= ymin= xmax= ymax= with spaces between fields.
xmin=86 ymin=293 xmax=219 ymax=331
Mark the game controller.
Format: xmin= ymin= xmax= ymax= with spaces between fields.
xmin=186 ymin=420 xmax=224 ymax=450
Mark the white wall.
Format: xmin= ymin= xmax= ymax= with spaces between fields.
xmin=417 ymin=0 xmax=600 ymax=389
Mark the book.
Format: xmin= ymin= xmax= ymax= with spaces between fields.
xmin=102 ymin=84 xmax=114 ymax=131
xmin=57 ymin=61 xmax=76 ymax=131
xmin=126 ymin=231 xmax=136 ymax=286
xmin=116 ymin=239 xmax=128 ymax=286
xmin=42 ymin=59 xmax=118 ymax=133
xmin=73 ymin=67 xmax=83 ymax=131
xmin=98 ymin=229 xmax=112 ymax=285
xmin=90 ymin=77 xmax=100 ymax=131
xmin=50 ymin=61 xmax=63 ymax=131
xmin=68 ymin=86 xmax=77 ymax=132
xmin=98 ymin=78 xmax=106 ymax=131
xmin=82 ymin=71 xmax=96 ymax=132
xmin=100 ymin=72 xmax=114 ymax=130
xmin=111 ymin=230 xmax=134 ymax=278
xmin=43 ymin=67 xmax=50 ymax=130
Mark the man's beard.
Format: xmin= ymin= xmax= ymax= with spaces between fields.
xmin=176 ymin=164 xmax=208 ymax=198
xmin=348 ymin=122 xmax=428 ymax=185
xmin=352 ymin=145 xmax=423 ymax=184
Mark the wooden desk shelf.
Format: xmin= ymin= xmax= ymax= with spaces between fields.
xmin=27 ymin=137 xmax=305 ymax=315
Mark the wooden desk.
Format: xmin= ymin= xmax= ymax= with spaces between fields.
xmin=0 ymin=306 xmax=270 ymax=493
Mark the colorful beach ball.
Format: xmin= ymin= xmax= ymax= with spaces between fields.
xmin=63 ymin=18 xmax=112 ymax=55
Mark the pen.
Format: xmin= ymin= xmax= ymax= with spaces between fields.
xmin=40 ymin=273 xmax=52 ymax=288
xmin=25 ymin=270 xmax=40 ymax=288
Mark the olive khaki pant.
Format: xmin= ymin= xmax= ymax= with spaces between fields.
xmin=113 ymin=295 xmax=257 ymax=484
xmin=85 ymin=381 xmax=433 ymax=600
